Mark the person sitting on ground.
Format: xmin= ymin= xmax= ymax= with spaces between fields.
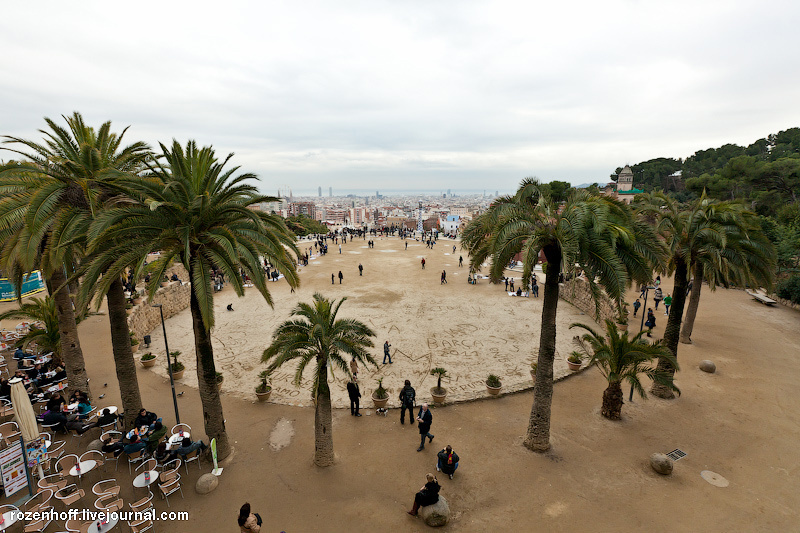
xmin=124 ymin=434 xmax=147 ymax=455
xmin=146 ymin=421 xmax=168 ymax=454
xmin=437 ymin=445 xmax=460 ymax=479
xmin=227 ymin=303 xmax=234 ymax=311
xmin=175 ymin=436 xmax=207 ymax=457
xmin=170 ymin=273 xmax=181 ymax=283
xmin=133 ymin=408 xmax=158 ymax=430
xmin=407 ymin=473 xmax=441 ymax=516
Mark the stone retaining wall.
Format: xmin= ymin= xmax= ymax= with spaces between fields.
xmin=128 ymin=263 xmax=191 ymax=344
xmin=558 ymin=276 xmax=617 ymax=324
xmin=767 ymin=293 xmax=800 ymax=310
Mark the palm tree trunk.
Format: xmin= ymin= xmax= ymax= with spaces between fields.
xmin=107 ymin=278 xmax=143 ymax=429
xmin=651 ymin=258 xmax=689 ymax=399
xmin=50 ymin=267 xmax=90 ymax=396
xmin=189 ymin=283 xmax=231 ymax=460
xmin=523 ymin=245 xmax=561 ymax=453
xmin=314 ymin=359 xmax=335 ymax=467
xmin=679 ymin=265 xmax=704 ymax=344
xmin=601 ymin=381 xmax=623 ymax=420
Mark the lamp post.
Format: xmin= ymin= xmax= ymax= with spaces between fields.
xmin=631 ymin=285 xmax=656 ymax=401
xmin=152 ymin=303 xmax=181 ymax=424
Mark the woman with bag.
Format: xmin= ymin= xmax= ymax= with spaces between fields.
xmin=645 ymin=308 xmax=656 ymax=338
xmin=238 ymin=502 xmax=262 ymax=532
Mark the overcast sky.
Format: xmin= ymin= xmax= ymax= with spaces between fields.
xmin=2 ymin=1 xmax=798 ymax=194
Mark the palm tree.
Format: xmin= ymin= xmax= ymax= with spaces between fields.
xmin=570 ymin=320 xmax=679 ymax=419
xmin=262 ymin=293 xmax=376 ymax=466
xmin=633 ymin=191 xmax=775 ymax=397
xmin=0 ymin=112 xmax=150 ymax=404
xmin=462 ymin=179 xmax=663 ymax=452
xmin=679 ymin=207 xmax=775 ymax=343
xmin=81 ymin=140 xmax=300 ymax=459
xmin=0 ymin=296 xmax=70 ymax=362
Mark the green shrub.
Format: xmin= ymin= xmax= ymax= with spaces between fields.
xmin=776 ymin=275 xmax=800 ymax=304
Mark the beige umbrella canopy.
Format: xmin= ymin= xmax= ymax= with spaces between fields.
xmin=10 ymin=378 xmax=39 ymax=443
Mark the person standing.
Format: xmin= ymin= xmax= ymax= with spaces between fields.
xmin=504 ymin=278 xmax=509 ymax=291
xmin=331 ymin=273 xmax=335 ymax=285
xmin=509 ymin=278 xmax=515 ymax=292
xmin=338 ymin=271 xmax=344 ymax=284
xmin=339 ymin=244 xmax=342 ymax=254
xmin=653 ymin=287 xmax=663 ymax=310
xmin=347 ymin=378 xmax=362 ymax=416
xmin=416 ymin=404 xmax=434 ymax=451
xmin=349 ymin=357 xmax=358 ymax=378
xmin=458 ymin=256 xmax=463 ymax=267
xmin=237 ymin=502 xmax=262 ymax=532
xmin=399 ymin=380 xmax=416 ymax=425
xmin=383 ymin=341 xmax=393 ymax=364
xmin=645 ymin=308 xmax=656 ymax=337
xmin=440 ymin=270 xmax=447 ymax=284
xmin=663 ymin=293 xmax=672 ymax=316
xmin=358 ymin=263 xmax=363 ymax=276
xmin=421 ymin=258 xmax=426 ymax=269
xmin=452 ymin=245 xmax=456 ymax=254
xmin=405 ymin=241 xmax=408 ymax=250
xmin=633 ymin=298 xmax=641 ymax=317
xmin=436 ymin=445 xmax=460 ymax=480
xmin=532 ymin=278 xmax=539 ymax=297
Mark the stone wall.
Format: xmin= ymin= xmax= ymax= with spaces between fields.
xmin=558 ymin=276 xmax=617 ymax=324
xmin=128 ymin=264 xmax=191 ymax=344
xmin=768 ymin=293 xmax=800 ymax=310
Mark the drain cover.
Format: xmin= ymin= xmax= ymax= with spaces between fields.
xmin=666 ymin=449 xmax=687 ymax=461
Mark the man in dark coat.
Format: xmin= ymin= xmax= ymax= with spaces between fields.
xmin=437 ymin=445 xmax=460 ymax=479
xmin=416 ymin=403 xmax=434 ymax=451
xmin=346 ymin=378 xmax=362 ymax=416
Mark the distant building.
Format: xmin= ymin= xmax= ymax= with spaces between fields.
xmin=440 ymin=215 xmax=461 ymax=234
xmin=288 ymin=202 xmax=316 ymax=219
xmin=604 ymin=165 xmax=643 ymax=204
xmin=318 ymin=186 xmax=322 ymax=197
xmin=329 ymin=187 xmax=333 ymax=197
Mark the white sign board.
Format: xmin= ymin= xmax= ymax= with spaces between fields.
xmin=0 ymin=439 xmax=28 ymax=497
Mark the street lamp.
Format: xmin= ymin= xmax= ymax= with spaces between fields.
xmin=152 ymin=303 xmax=181 ymax=424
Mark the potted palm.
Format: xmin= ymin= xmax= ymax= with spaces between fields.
xmin=140 ymin=352 xmax=157 ymax=368
xmin=132 ymin=291 xmax=143 ymax=305
xmin=616 ymin=302 xmax=629 ymax=332
xmin=130 ymin=332 xmax=139 ymax=352
xmin=430 ymin=367 xmax=447 ymax=404
xmin=215 ymin=371 xmax=224 ymax=391
xmin=571 ymin=320 xmax=680 ymax=419
xmin=486 ymin=374 xmax=502 ymax=396
xmin=567 ymin=351 xmax=582 ymax=371
xmin=160 ymin=275 xmax=170 ymax=288
xmin=372 ymin=377 xmax=389 ymax=408
xmin=170 ymin=350 xmax=185 ymax=380
xmin=255 ymin=370 xmax=272 ymax=401
xmin=125 ymin=302 xmax=134 ymax=315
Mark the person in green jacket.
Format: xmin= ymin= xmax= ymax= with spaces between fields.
xmin=146 ymin=421 xmax=168 ymax=454
xmin=664 ymin=294 xmax=673 ymax=316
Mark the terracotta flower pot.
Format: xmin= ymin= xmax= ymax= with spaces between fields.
xmin=617 ymin=323 xmax=628 ymax=332
xmin=567 ymin=361 xmax=581 ymax=371
xmin=486 ymin=383 xmax=502 ymax=396
xmin=256 ymin=388 xmax=272 ymax=402
xmin=430 ymin=387 xmax=447 ymax=405
xmin=372 ymin=394 xmax=389 ymax=408
xmin=171 ymin=369 xmax=184 ymax=380
xmin=140 ymin=355 xmax=158 ymax=368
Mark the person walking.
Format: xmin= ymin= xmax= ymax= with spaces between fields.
xmin=452 ymin=245 xmax=456 ymax=254
xmin=532 ymin=279 xmax=539 ymax=297
xmin=416 ymin=403 xmax=434 ymax=451
xmin=645 ymin=308 xmax=656 ymax=337
xmin=405 ymin=241 xmax=408 ymax=250
xmin=238 ymin=502 xmax=262 ymax=532
xmin=633 ymin=298 xmax=641 ymax=317
xmin=653 ymin=287 xmax=663 ymax=310
xmin=338 ymin=270 xmax=344 ymax=284
xmin=383 ymin=341 xmax=393 ymax=364
xmin=441 ymin=270 xmax=447 ymax=284
xmin=331 ymin=273 xmax=335 ymax=285
xmin=399 ymin=380 xmax=416 ymax=425
xmin=358 ymin=263 xmax=363 ymax=276
xmin=347 ymin=378 xmax=362 ymax=416
xmin=436 ymin=445 xmax=460 ymax=480
xmin=339 ymin=244 xmax=342 ymax=254
xmin=349 ymin=357 xmax=358 ymax=378
xmin=458 ymin=255 xmax=463 ymax=267
xmin=421 ymin=258 xmax=426 ymax=269
xmin=663 ymin=293 xmax=672 ymax=316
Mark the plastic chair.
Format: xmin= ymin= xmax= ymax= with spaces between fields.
xmin=56 ymin=454 xmax=79 ymax=477
xmin=80 ymin=450 xmax=105 ymax=472
xmin=45 ymin=441 xmax=67 ymax=473
xmin=129 ymin=518 xmax=155 ymax=533
xmin=127 ymin=449 xmax=146 ymax=475
xmin=129 ymin=491 xmax=154 ymax=513
xmin=54 ymin=483 xmax=85 ymax=506
xmin=0 ymin=421 xmax=21 ymax=446
xmin=160 ymin=459 xmax=181 ymax=483
xmin=24 ymin=488 xmax=53 ymax=513
xmin=170 ymin=423 xmax=191 ymax=436
xmin=64 ymin=518 xmax=92 ymax=532
xmin=37 ymin=474 xmax=67 ymax=493
xmin=91 ymin=479 xmax=120 ymax=497
xmin=183 ymin=448 xmax=201 ymax=473
xmin=94 ymin=493 xmax=124 ymax=513
xmin=158 ymin=473 xmax=183 ymax=507
xmin=136 ymin=458 xmax=157 ymax=473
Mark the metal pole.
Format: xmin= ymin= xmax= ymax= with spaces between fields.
xmin=155 ymin=304 xmax=181 ymax=424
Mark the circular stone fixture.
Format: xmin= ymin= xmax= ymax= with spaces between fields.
xmin=700 ymin=470 xmax=729 ymax=487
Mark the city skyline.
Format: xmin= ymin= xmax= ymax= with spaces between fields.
xmin=2 ymin=2 xmax=799 ymax=191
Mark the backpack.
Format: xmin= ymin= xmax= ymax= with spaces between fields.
xmin=403 ymin=387 xmax=416 ymax=405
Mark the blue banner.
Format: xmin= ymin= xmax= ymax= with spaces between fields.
xmin=0 ymin=271 xmax=46 ymax=302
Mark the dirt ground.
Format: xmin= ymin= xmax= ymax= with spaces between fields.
xmin=1 ymin=236 xmax=799 ymax=532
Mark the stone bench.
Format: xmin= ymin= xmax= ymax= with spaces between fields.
xmin=746 ymin=290 xmax=776 ymax=306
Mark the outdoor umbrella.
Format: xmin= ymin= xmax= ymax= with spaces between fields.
xmin=10 ymin=378 xmax=39 ymax=442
